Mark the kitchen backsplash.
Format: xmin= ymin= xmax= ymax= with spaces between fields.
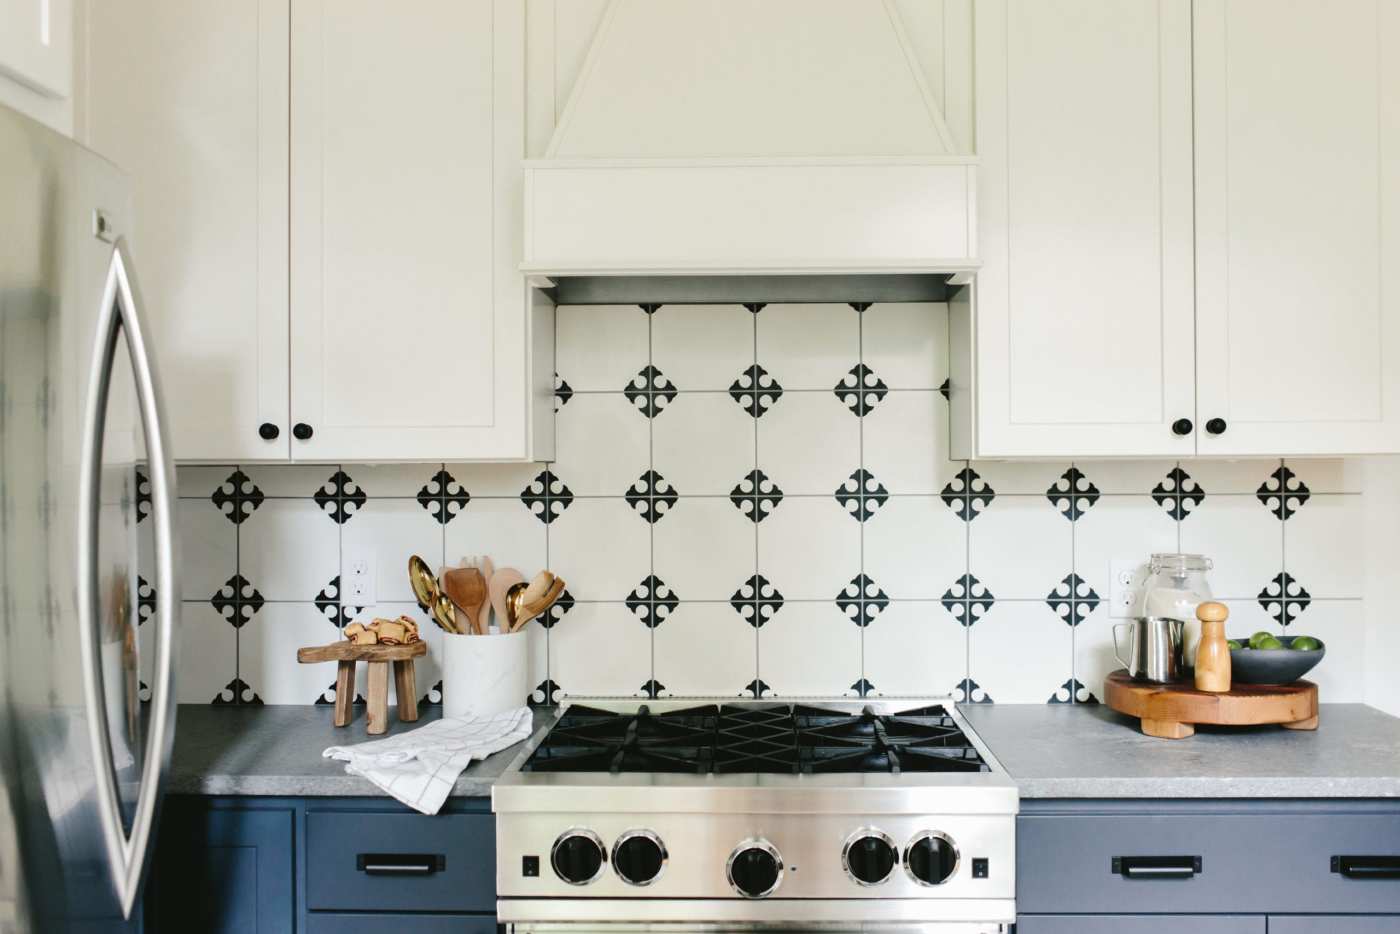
xmin=161 ymin=302 xmax=1365 ymax=708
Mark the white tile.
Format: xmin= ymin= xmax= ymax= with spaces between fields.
xmin=340 ymin=499 xmax=446 ymax=604
xmin=755 ymin=303 xmax=860 ymax=390
xmin=344 ymin=463 xmax=443 ymax=498
xmin=756 ymin=391 xmax=860 ymax=495
xmin=1282 ymin=457 xmax=1363 ymax=494
xmin=652 ymin=498 xmax=755 ymax=601
xmin=652 ymin=393 xmax=756 ymax=495
xmin=1284 ymin=494 xmax=1363 ymax=599
xmin=446 ymin=462 xmax=551 ymax=499
xmin=556 ymin=304 xmax=650 ymax=392
xmin=444 ymin=498 xmax=546 ymax=582
xmin=861 ymin=302 xmax=948 ymax=390
xmin=654 ymin=603 xmax=756 ymax=696
xmin=969 ymin=602 xmax=1072 ymax=704
xmin=548 ymin=498 xmax=650 ymax=602
xmin=1281 ymin=601 xmax=1364 ymax=702
xmin=549 ymin=602 xmax=652 ymax=696
xmin=1067 ymin=460 xmax=1179 ymax=496
xmin=1072 ymin=496 xmax=1181 ymax=600
xmin=972 ymin=461 xmax=1071 ymax=496
xmin=758 ymin=601 xmax=861 ymax=696
xmin=650 ymin=304 xmax=754 ymax=391
xmin=553 ymin=393 xmax=651 ymax=496
xmin=1178 ymin=494 xmax=1282 ymax=599
xmin=1218 ymin=598 xmax=1282 ymax=641
xmin=862 ymin=391 xmax=960 ymax=495
xmin=347 ymin=602 xmax=448 ymax=707
xmin=968 ymin=496 xmax=1072 ymax=600
xmin=238 ymin=603 xmax=342 ymax=704
xmin=863 ymin=601 xmax=967 ymax=696
xmin=174 ymin=601 xmax=236 ymax=704
xmin=238 ymin=499 xmax=341 ymax=602
xmin=756 ymin=496 xmax=860 ymax=601
xmin=175 ymin=464 xmax=237 ymax=499
xmin=862 ymin=496 xmax=965 ymax=600
xmin=173 ymin=496 xmax=236 ymax=601
xmin=1181 ymin=458 xmax=1281 ymax=495
xmin=1070 ymin=604 xmax=1122 ymax=703
xmin=242 ymin=464 xmax=339 ymax=498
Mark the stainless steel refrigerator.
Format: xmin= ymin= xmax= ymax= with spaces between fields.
xmin=0 ymin=103 xmax=178 ymax=932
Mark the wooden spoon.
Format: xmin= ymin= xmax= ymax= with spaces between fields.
xmin=441 ymin=567 xmax=488 ymax=635
xmin=474 ymin=556 xmax=495 ymax=632
xmin=510 ymin=575 xmax=567 ymax=632
xmin=487 ymin=567 xmax=525 ymax=633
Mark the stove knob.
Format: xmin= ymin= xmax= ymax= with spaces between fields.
xmin=904 ymin=831 xmax=959 ymax=886
xmin=612 ymin=829 xmax=667 ymax=886
xmin=727 ymin=838 xmax=783 ymax=898
xmin=843 ymin=828 xmax=898 ymax=886
xmin=551 ymin=829 xmax=606 ymax=886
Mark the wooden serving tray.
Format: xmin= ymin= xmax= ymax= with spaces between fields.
xmin=1104 ymin=669 xmax=1318 ymax=739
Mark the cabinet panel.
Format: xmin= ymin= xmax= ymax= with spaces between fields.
xmin=1194 ymin=0 xmax=1400 ymax=454
xmin=84 ymin=0 xmax=291 ymax=461
xmin=290 ymin=0 xmax=531 ymax=461
xmin=1268 ymin=918 xmax=1400 ymax=934
xmin=306 ymin=915 xmax=497 ymax=934
xmin=0 ymin=0 xmax=71 ymax=99
xmin=970 ymin=0 xmax=1196 ymax=457
xmin=1018 ymin=917 xmax=1263 ymax=934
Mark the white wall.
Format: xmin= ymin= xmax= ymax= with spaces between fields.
xmin=1363 ymin=457 xmax=1400 ymax=716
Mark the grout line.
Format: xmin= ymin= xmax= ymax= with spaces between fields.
xmin=750 ymin=306 xmax=762 ymax=694
xmin=1068 ymin=461 xmax=1078 ymax=702
xmin=646 ymin=305 xmax=657 ymax=692
xmin=856 ymin=305 xmax=867 ymax=692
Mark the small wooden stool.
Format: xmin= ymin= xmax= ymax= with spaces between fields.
xmin=297 ymin=641 xmax=427 ymax=734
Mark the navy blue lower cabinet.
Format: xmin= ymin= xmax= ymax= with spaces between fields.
xmin=1016 ymin=917 xmax=1264 ymax=933
xmin=305 ymin=914 xmax=498 ymax=934
xmin=1268 ymin=918 xmax=1400 ymax=934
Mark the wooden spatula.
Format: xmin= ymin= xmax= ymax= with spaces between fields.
xmin=487 ymin=567 xmax=525 ymax=633
xmin=474 ymin=556 xmax=495 ymax=632
xmin=440 ymin=567 xmax=488 ymax=635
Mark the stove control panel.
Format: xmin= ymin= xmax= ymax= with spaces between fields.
xmin=727 ymin=838 xmax=784 ymax=898
xmin=612 ymin=829 xmax=667 ymax=886
xmin=550 ymin=828 xmax=607 ymax=885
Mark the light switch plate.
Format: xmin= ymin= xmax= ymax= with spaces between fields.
xmin=1109 ymin=559 xmax=1149 ymax=618
xmin=343 ymin=545 xmax=376 ymax=607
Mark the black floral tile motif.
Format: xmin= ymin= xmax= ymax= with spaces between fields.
xmin=743 ymin=303 xmax=767 ymax=314
xmin=941 ymin=466 xmax=995 ymax=521
xmin=529 ymin=679 xmax=561 ymax=707
xmin=729 ymin=364 xmax=783 ymax=418
xmin=730 ymin=574 xmax=784 ymax=628
xmin=850 ymin=678 xmax=875 ymax=697
xmin=420 ymin=681 xmax=443 ymax=706
xmin=639 ymin=303 xmax=663 ymax=315
xmin=314 ymin=470 xmax=367 ymax=525
xmin=624 ymin=365 xmax=678 ymax=418
xmin=849 ymin=302 xmax=872 ymax=313
xmin=212 ymin=677 xmax=262 ymax=706
xmin=540 ymin=589 xmax=575 ymax=629
xmin=314 ymin=575 xmax=363 ymax=627
xmin=1258 ymin=572 xmax=1312 ymax=626
xmin=745 ymin=679 xmax=773 ymax=699
xmin=1045 ymin=573 xmax=1100 ymax=627
xmin=641 ymin=679 xmax=666 ymax=699
xmin=135 ymin=467 xmax=151 ymax=523
xmin=521 ymin=469 xmax=574 ymax=525
xmin=625 ymin=470 xmax=679 ymax=523
xmin=941 ymin=573 xmax=995 ymax=627
xmin=730 ymin=469 xmax=784 ymax=523
xmin=834 ymin=468 xmax=888 ymax=522
xmin=1151 ymin=466 xmax=1205 ymax=521
xmin=836 ymin=574 xmax=889 ymax=627
xmin=938 ymin=378 xmax=951 ymax=401
xmin=1046 ymin=467 xmax=1100 ymax=521
xmin=416 ymin=468 xmax=470 ymax=525
xmin=1050 ymin=678 xmax=1098 ymax=704
xmin=136 ymin=576 xmax=156 ymax=624
xmin=955 ymin=678 xmax=992 ymax=704
xmin=315 ymin=682 xmax=365 ymax=706
xmin=139 ymin=681 xmax=151 ymax=704
xmin=1257 ymin=465 xmax=1311 ymax=520
xmin=211 ymin=574 xmax=264 ymax=628
xmin=211 ymin=469 xmax=264 ymax=525
xmin=833 ymin=364 xmax=888 ymax=416
xmin=554 ymin=374 xmax=574 ymax=410
xmin=626 ymin=575 xmax=679 ymax=628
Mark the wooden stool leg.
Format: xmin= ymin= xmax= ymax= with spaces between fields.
xmin=1141 ymin=718 xmax=1195 ymax=739
xmin=394 ymin=660 xmax=419 ymax=723
xmin=366 ymin=661 xmax=389 ymax=735
xmin=1282 ymin=714 xmax=1319 ymax=731
xmin=333 ymin=660 xmax=355 ymax=727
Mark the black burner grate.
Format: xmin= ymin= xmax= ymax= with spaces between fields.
xmin=521 ymin=703 xmax=989 ymax=775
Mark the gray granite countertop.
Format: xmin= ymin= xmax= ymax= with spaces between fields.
xmin=167 ymin=704 xmax=553 ymax=797
xmin=962 ymin=703 xmax=1400 ymax=798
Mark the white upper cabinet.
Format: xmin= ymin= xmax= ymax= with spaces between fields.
xmin=289 ymin=0 xmax=535 ymax=461
xmin=84 ymin=0 xmax=291 ymax=462
xmin=0 ymin=0 xmax=70 ymax=97
xmin=968 ymin=0 xmax=1196 ymax=458
xmin=1193 ymin=0 xmax=1400 ymax=455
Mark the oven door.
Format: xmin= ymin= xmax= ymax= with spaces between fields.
xmin=505 ymin=923 xmax=1010 ymax=934
xmin=500 ymin=901 xmax=1013 ymax=933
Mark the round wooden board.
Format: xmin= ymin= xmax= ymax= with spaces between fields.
xmin=1104 ymin=669 xmax=1318 ymax=739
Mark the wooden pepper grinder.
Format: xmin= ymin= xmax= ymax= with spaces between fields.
xmin=1194 ymin=601 xmax=1232 ymax=693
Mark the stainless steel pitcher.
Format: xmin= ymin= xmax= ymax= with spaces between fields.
xmin=1112 ymin=617 xmax=1186 ymax=683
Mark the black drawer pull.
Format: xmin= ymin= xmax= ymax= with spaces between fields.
xmin=356 ymin=853 xmax=446 ymax=876
xmin=1112 ymin=855 xmax=1202 ymax=879
xmin=1333 ymin=855 xmax=1400 ymax=879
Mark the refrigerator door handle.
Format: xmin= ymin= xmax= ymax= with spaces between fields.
xmin=76 ymin=237 xmax=180 ymax=919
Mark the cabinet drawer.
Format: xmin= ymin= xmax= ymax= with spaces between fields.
xmin=306 ymin=810 xmax=495 ymax=912
xmin=1018 ymin=810 xmax=1400 ymax=914
xmin=306 ymin=914 xmax=496 ymax=934
xmin=1268 ymin=918 xmax=1400 ymax=934
xmin=1018 ymin=916 xmax=1263 ymax=934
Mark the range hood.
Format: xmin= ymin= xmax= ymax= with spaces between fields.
xmin=523 ymin=0 xmax=978 ymax=277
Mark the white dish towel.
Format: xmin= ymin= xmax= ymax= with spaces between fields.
xmin=323 ymin=706 xmax=534 ymax=814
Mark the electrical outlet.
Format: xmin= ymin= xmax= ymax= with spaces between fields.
xmin=342 ymin=546 xmax=376 ymax=608
xmin=1109 ymin=559 xmax=1149 ymax=618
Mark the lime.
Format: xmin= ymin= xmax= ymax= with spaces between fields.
xmin=1227 ymin=640 xmax=1243 ymax=650
xmin=1256 ymin=636 xmax=1285 ymax=650
xmin=1290 ymin=635 xmax=1322 ymax=651
xmin=1249 ymin=630 xmax=1274 ymax=649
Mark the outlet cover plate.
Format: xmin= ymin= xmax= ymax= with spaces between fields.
xmin=343 ymin=545 xmax=376 ymax=607
xmin=1109 ymin=559 xmax=1150 ymax=619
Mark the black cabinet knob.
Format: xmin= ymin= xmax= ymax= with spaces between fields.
xmin=258 ymin=422 xmax=280 ymax=441
xmin=1206 ymin=417 xmax=1227 ymax=435
xmin=612 ymin=830 xmax=666 ymax=887
xmin=551 ymin=830 xmax=605 ymax=886
xmin=1171 ymin=418 xmax=1193 ymax=436
xmin=844 ymin=831 xmax=898 ymax=886
xmin=727 ymin=839 xmax=783 ymax=898
xmin=292 ymin=422 xmax=314 ymax=441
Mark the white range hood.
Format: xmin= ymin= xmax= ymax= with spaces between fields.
xmin=523 ymin=0 xmax=978 ymax=277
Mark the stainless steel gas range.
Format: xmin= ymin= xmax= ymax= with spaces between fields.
xmin=492 ymin=698 xmax=1019 ymax=932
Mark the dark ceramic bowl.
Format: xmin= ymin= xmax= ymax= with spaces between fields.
xmin=1228 ymin=635 xmax=1326 ymax=685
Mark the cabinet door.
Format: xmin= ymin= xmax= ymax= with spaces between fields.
xmin=84 ymin=0 xmax=291 ymax=461
xmin=1269 ymin=919 xmax=1400 ymax=934
xmin=1018 ymin=917 xmax=1264 ymax=934
xmin=289 ymin=0 xmax=530 ymax=461
xmin=970 ymin=0 xmax=1196 ymax=458
xmin=1194 ymin=0 xmax=1400 ymax=454
xmin=0 ymin=0 xmax=71 ymax=99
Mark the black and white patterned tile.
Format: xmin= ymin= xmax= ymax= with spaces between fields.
xmin=756 ymin=497 xmax=859 ymax=600
xmin=1179 ymin=491 xmax=1282 ymax=598
xmin=862 ymin=496 xmax=966 ymax=600
xmin=755 ymin=303 xmax=859 ymax=390
xmin=859 ymin=303 xmax=949 ymax=390
xmin=554 ymin=304 xmax=649 ymax=392
xmin=651 ymin=393 xmax=756 ymax=494
xmin=341 ymin=498 xmax=446 ymax=602
xmin=757 ymin=392 xmax=859 ymax=494
xmin=547 ymin=603 xmax=651 ymax=697
xmin=862 ymin=602 xmax=967 ymax=696
xmin=968 ymin=496 xmax=1071 ymax=599
xmin=552 ymin=394 xmax=650 ymax=495
xmin=968 ymin=602 xmax=1071 ymax=704
xmin=653 ymin=499 xmax=754 ymax=601
xmin=653 ymin=603 xmax=756 ymax=696
xmin=650 ymin=304 xmax=754 ymax=390
xmin=237 ymin=499 xmax=340 ymax=600
xmin=547 ymin=498 xmax=649 ymax=601
xmin=757 ymin=602 xmax=860 ymax=696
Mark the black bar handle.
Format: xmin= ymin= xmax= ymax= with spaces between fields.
xmin=1333 ymin=855 xmax=1400 ymax=879
xmin=356 ymin=852 xmax=446 ymax=876
xmin=1112 ymin=855 xmax=1202 ymax=879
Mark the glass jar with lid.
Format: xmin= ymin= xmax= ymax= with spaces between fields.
xmin=1140 ymin=553 xmax=1214 ymax=668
